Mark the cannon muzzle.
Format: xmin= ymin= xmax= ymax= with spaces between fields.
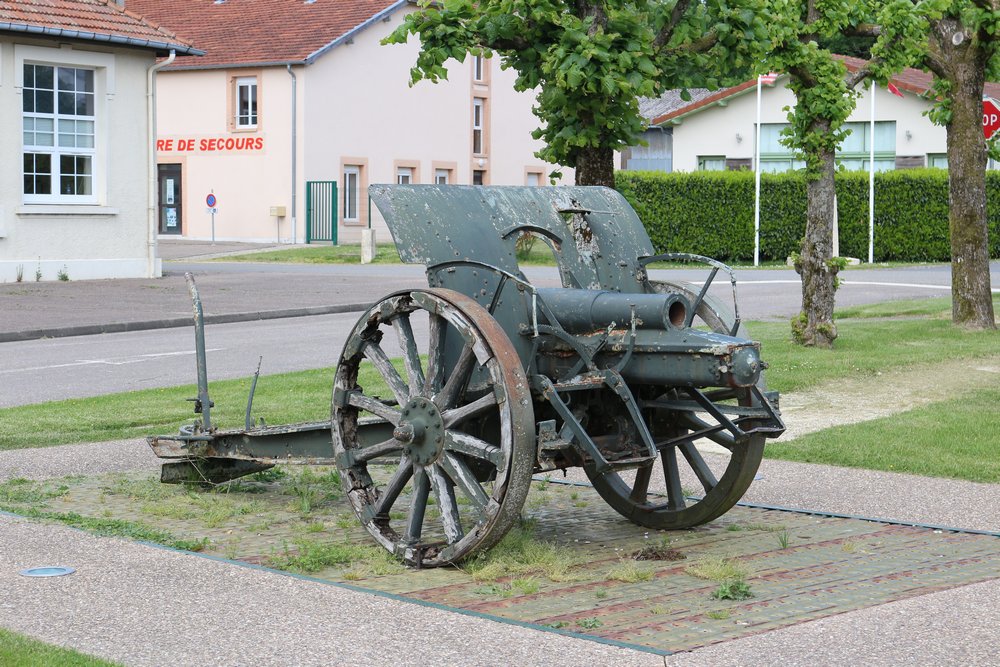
xmin=536 ymin=288 xmax=689 ymax=333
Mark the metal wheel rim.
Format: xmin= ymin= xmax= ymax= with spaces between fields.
xmin=587 ymin=280 xmax=766 ymax=529
xmin=332 ymin=288 xmax=535 ymax=566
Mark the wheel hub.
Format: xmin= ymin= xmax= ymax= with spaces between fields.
xmin=393 ymin=397 xmax=445 ymax=465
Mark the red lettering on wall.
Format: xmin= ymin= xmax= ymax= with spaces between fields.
xmin=157 ymin=137 xmax=265 ymax=153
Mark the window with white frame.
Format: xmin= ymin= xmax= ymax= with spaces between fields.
xmin=526 ymin=172 xmax=542 ymax=186
xmin=473 ymin=55 xmax=485 ymax=82
xmin=396 ymin=166 xmax=413 ymax=185
xmin=757 ymin=122 xmax=895 ymax=172
xmin=927 ymin=153 xmax=947 ymax=169
xmin=343 ymin=165 xmax=360 ymax=221
xmin=22 ymin=63 xmax=96 ymax=201
xmin=435 ymin=168 xmax=450 ymax=185
xmin=236 ymin=77 xmax=258 ymax=128
xmin=697 ymin=156 xmax=726 ymax=171
xmin=837 ymin=121 xmax=896 ymax=171
xmin=472 ymin=98 xmax=485 ymax=154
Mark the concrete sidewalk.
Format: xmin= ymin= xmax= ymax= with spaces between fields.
xmin=1 ymin=441 xmax=998 ymax=666
xmin=0 ymin=240 xmax=417 ymax=342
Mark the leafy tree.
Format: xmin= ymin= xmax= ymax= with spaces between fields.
xmin=385 ymin=0 xmax=770 ymax=188
xmin=880 ymin=0 xmax=999 ymax=329
xmin=765 ymin=1 xmax=917 ymax=347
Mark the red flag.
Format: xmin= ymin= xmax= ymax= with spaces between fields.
xmin=887 ymin=82 xmax=904 ymax=97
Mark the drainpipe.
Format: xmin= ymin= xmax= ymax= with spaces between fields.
xmin=286 ymin=64 xmax=297 ymax=244
xmin=146 ymin=49 xmax=175 ymax=277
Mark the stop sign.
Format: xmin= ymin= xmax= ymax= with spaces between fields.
xmin=985 ymin=98 xmax=1000 ymax=139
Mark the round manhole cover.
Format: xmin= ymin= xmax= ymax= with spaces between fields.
xmin=19 ymin=566 xmax=75 ymax=577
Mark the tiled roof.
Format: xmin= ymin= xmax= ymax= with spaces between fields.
xmin=652 ymin=55 xmax=1000 ymax=126
xmin=126 ymin=0 xmax=405 ymax=69
xmin=638 ymin=89 xmax=713 ymax=122
xmin=0 ymin=0 xmax=199 ymax=55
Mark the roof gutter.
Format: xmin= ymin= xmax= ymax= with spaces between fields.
xmin=0 ymin=22 xmax=202 ymax=56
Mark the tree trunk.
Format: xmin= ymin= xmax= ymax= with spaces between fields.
xmin=793 ymin=142 xmax=840 ymax=348
xmin=945 ymin=52 xmax=996 ymax=329
xmin=574 ymin=146 xmax=615 ymax=188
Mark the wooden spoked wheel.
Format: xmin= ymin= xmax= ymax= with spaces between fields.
xmin=332 ymin=289 xmax=535 ymax=566
xmin=586 ymin=280 xmax=766 ymax=529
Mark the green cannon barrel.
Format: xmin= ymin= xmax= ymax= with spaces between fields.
xmin=536 ymin=288 xmax=690 ymax=333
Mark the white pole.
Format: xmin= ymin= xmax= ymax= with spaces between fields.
xmin=868 ymin=82 xmax=875 ymax=264
xmin=754 ymin=76 xmax=763 ymax=267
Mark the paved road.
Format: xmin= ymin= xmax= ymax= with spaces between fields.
xmin=1 ymin=263 xmax=993 ymax=407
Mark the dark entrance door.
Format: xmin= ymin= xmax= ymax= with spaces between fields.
xmin=158 ymin=164 xmax=182 ymax=235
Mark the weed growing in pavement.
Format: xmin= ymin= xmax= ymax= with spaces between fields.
xmin=15 ymin=264 xmax=23 ymax=282
xmin=576 ymin=617 xmax=603 ymax=630
xmin=473 ymin=578 xmax=541 ymax=598
xmin=776 ymin=530 xmax=790 ymax=549
xmin=686 ymin=556 xmax=750 ymax=583
xmin=249 ymin=467 xmax=288 ymax=483
xmin=707 ymin=609 xmax=731 ymax=620
xmin=595 ymin=589 xmax=609 ymax=599
xmin=268 ymin=538 xmax=382 ymax=574
xmin=711 ymin=580 xmax=753 ymax=601
xmin=282 ymin=468 xmax=341 ymax=515
xmin=0 ymin=478 xmax=69 ymax=505
xmin=340 ymin=548 xmax=406 ymax=580
xmin=607 ymin=559 xmax=654 ymax=583
xmin=687 ymin=556 xmax=754 ymax=601
xmin=463 ymin=520 xmax=581 ymax=583
xmin=57 ymin=266 xmax=69 ymax=281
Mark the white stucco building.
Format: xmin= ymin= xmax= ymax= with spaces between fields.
xmin=623 ymin=56 xmax=1000 ymax=174
xmin=129 ymin=0 xmax=568 ymax=245
xmin=0 ymin=0 xmax=198 ymax=282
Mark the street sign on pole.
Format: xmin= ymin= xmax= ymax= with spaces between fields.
xmin=984 ymin=98 xmax=1000 ymax=139
xmin=206 ymin=192 xmax=218 ymax=244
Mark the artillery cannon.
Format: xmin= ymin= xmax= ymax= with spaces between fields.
xmin=149 ymin=185 xmax=784 ymax=566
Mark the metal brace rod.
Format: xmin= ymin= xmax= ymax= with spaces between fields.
xmin=185 ymin=273 xmax=213 ymax=432
xmin=640 ymin=252 xmax=742 ymax=336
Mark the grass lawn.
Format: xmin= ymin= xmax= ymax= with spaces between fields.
xmin=0 ymin=297 xmax=996 ymax=481
xmin=0 ymin=627 xmax=121 ymax=667
xmin=214 ymin=242 xmax=940 ymax=271
xmin=216 ymin=243 xmax=806 ymax=269
xmin=766 ymin=387 xmax=1000 ymax=483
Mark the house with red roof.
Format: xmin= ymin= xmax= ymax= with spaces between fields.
xmin=0 ymin=0 xmax=199 ymax=282
xmin=623 ymin=56 xmax=1000 ymax=174
xmin=126 ymin=0 xmax=564 ymax=244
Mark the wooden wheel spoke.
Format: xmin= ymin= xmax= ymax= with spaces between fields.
xmin=352 ymin=437 xmax=404 ymax=464
xmin=679 ymin=442 xmax=718 ymax=493
xmin=404 ymin=465 xmax=430 ymax=544
xmin=629 ymin=462 xmax=653 ymax=504
xmin=661 ymin=447 xmax=686 ymax=511
xmin=393 ymin=314 xmax=425 ymax=397
xmin=424 ymin=313 xmax=447 ymax=395
xmin=440 ymin=452 xmax=490 ymax=514
xmin=434 ymin=343 xmax=476 ymax=410
xmin=445 ymin=430 xmax=504 ymax=469
xmin=428 ymin=463 xmax=464 ymax=544
xmin=373 ymin=455 xmax=413 ymax=518
xmin=442 ymin=392 xmax=498 ymax=428
xmin=346 ymin=391 xmax=402 ymax=425
xmin=363 ymin=341 xmax=410 ymax=406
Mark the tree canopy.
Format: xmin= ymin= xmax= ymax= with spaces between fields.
xmin=385 ymin=0 xmax=772 ymax=185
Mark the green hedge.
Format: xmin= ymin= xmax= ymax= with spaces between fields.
xmin=616 ymin=169 xmax=1000 ymax=262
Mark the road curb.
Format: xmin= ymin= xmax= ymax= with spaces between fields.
xmin=0 ymin=302 xmax=372 ymax=343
